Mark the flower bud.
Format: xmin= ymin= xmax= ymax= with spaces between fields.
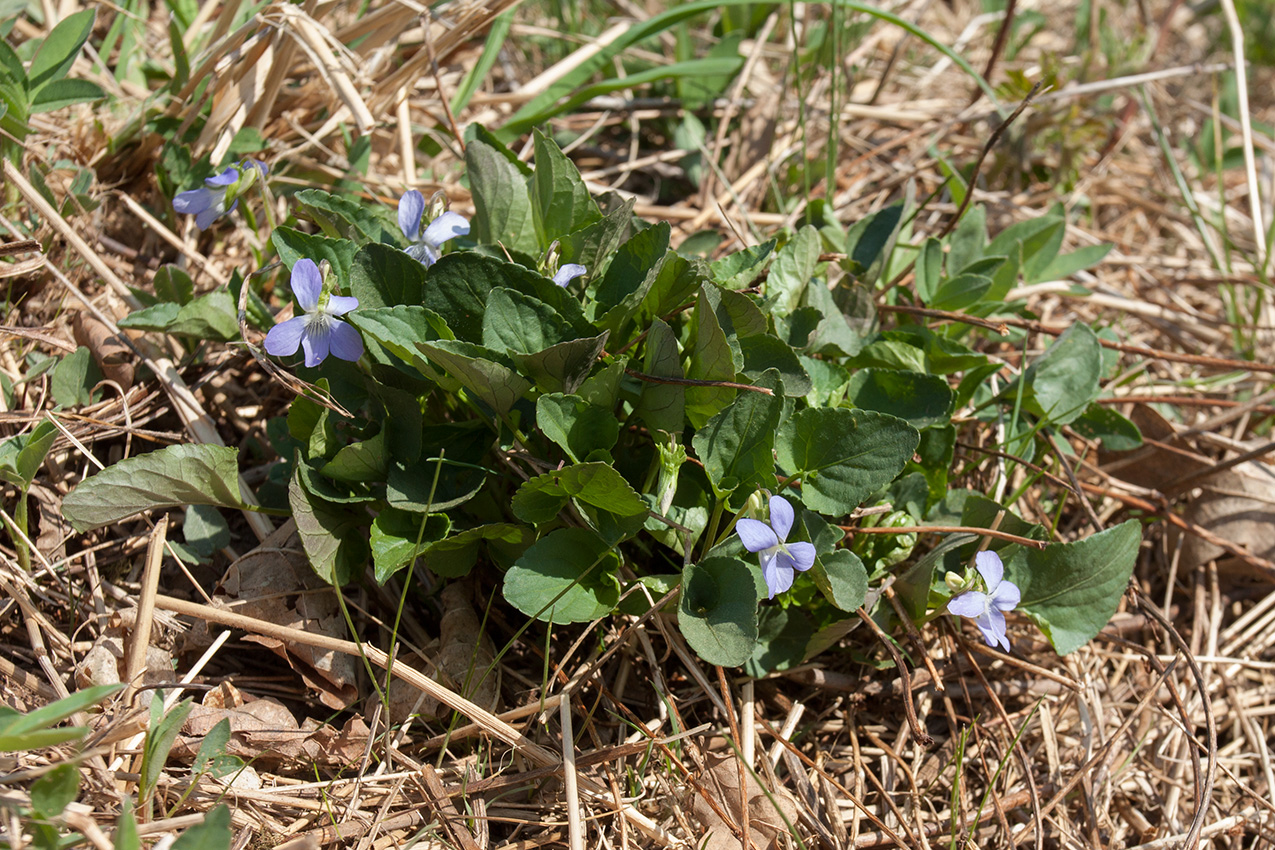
xmin=426 ymin=190 xmax=449 ymax=223
xmin=945 ymin=571 xmax=967 ymax=592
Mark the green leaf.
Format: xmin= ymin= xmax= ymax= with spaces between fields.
xmin=118 ymin=289 xmax=239 ymax=341
xmin=562 ymin=198 xmax=636 ymax=274
xmin=321 ymin=432 xmax=388 ymax=483
xmin=191 ymin=718 xmax=231 ymax=776
xmin=1013 ymin=323 xmax=1103 ymax=426
xmin=929 ymin=273 xmax=992 ymax=311
xmin=29 ymin=77 xmax=104 ymax=112
xmin=844 ymin=202 xmax=905 ymax=285
xmin=28 ymin=9 xmax=95 ymax=92
xmin=503 ymin=528 xmax=621 ymax=623
xmin=153 ymin=265 xmax=194 ymax=305
xmin=986 ymin=215 xmax=1063 ymax=288
xmin=679 ymin=556 xmax=762 ymax=667
xmin=31 ymin=764 xmax=79 ymax=818
xmin=1036 ymin=243 xmax=1113 ymax=281
xmin=745 ymin=606 xmax=816 ymax=677
xmin=370 ymin=508 xmax=450 ymax=583
xmin=467 ymin=134 xmax=539 ymax=254
xmin=766 ymin=226 xmax=819 ymax=316
xmin=415 ymin=341 xmax=532 ymax=417
xmin=692 ymin=370 xmax=783 ymax=505
xmin=348 ymin=242 xmax=430 ymax=310
xmin=0 ymin=421 xmax=56 ymax=490
xmin=288 ymin=467 xmax=368 ymax=586
xmin=946 ymin=206 xmax=986 ymax=275
xmin=537 ymin=393 xmax=620 ymax=462
xmin=0 ymin=38 xmax=26 ymax=84
xmin=1071 ymin=403 xmax=1142 ymax=451
xmin=482 ymin=287 xmax=573 ymax=355
xmin=115 ymin=800 xmax=139 ymax=850
xmin=846 ymin=368 xmax=953 ymax=429
xmin=636 ymin=318 xmax=684 ymax=434
xmin=270 ymin=228 xmax=357 ymax=282
xmin=593 ymin=222 xmax=671 ymax=335
xmin=532 ymin=129 xmax=601 ymax=245
xmin=914 ymin=237 xmax=943 ymax=304
xmin=424 ymin=253 xmax=587 ymax=344
xmin=141 ymin=696 xmax=193 ymax=798
xmin=423 ymin=523 xmax=531 ymax=579
xmin=167 ymin=16 xmax=189 ymax=91
xmin=63 ymin=444 xmax=246 ymax=532
xmin=802 ymin=276 xmax=867 ymax=357
xmin=711 ymin=239 xmax=776 ymax=290
xmin=1008 ymin=520 xmax=1142 ymax=656
xmin=739 ymin=335 xmax=811 ymax=397
xmin=50 ymin=347 xmax=100 ymax=407
xmin=0 ymin=684 xmax=119 ymax=743
xmin=510 ymin=331 xmax=610 ymax=395
xmin=686 ymin=285 xmax=738 ymax=428
xmin=809 ymin=549 xmax=868 ymax=611
xmin=348 ymin=305 xmax=452 ymax=380
xmin=777 ymin=408 xmax=920 ymax=516
xmin=387 ymin=423 xmax=491 ymax=513
xmin=512 ymin=462 xmax=648 ymax=532
xmin=295 ymin=189 xmax=397 ymax=244
xmin=183 ymin=504 xmax=229 ymax=558
xmin=171 ymin=805 xmax=231 ymax=850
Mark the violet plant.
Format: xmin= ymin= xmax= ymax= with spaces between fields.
xmin=65 ymin=128 xmax=1145 ymax=669
xmin=172 ymin=159 xmax=268 ymax=230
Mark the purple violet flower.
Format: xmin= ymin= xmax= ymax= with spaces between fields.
xmin=736 ymin=495 xmax=817 ymax=599
xmin=552 ymin=263 xmax=587 ymax=287
xmin=398 ymin=190 xmax=469 ymax=266
xmin=173 ymin=160 xmax=268 ymax=230
xmin=947 ymin=550 xmax=1021 ymax=651
xmin=263 ymin=259 xmax=363 ymax=368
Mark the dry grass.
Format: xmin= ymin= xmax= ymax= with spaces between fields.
xmin=3 ymin=0 xmax=1275 ymax=847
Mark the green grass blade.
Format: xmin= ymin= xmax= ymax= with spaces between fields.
xmin=501 ymin=0 xmax=1000 ymax=139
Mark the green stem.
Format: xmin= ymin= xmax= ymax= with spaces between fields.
xmin=9 ymin=489 xmax=29 ymax=572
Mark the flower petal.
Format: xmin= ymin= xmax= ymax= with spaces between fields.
xmin=205 ymin=166 xmax=239 ymax=187
xmin=244 ymin=159 xmax=269 ymax=177
xmin=736 ymin=518 xmax=778 ymax=553
xmin=553 ymin=263 xmax=587 ymax=287
xmin=761 ymin=552 xmax=794 ymax=599
xmin=422 ymin=211 xmax=470 ymax=248
xmin=947 ymin=589 xmax=988 ymax=619
xmin=194 ymin=201 xmax=225 ymax=231
xmin=263 ymin=316 xmax=307 ymax=357
xmin=974 ymin=550 xmax=1004 ymax=591
xmin=327 ymin=320 xmax=364 ymax=362
xmin=398 ymin=190 xmax=424 ymax=241
xmin=325 ymin=294 xmax=359 ymax=317
xmin=172 ymin=187 xmax=213 ymax=215
xmin=977 ymin=607 xmax=1009 ymax=651
xmin=768 ymin=495 xmax=795 ymax=542
xmin=405 ymin=242 xmax=437 ymax=267
xmin=991 ymin=578 xmax=1021 ymax=611
xmin=784 ymin=542 xmax=816 ymax=572
xmin=301 ymin=322 xmax=331 ymax=368
xmin=290 ymin=259 xmax=323 ymax=312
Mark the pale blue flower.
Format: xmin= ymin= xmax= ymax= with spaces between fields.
xmin=173 ymin=160 xmax=268 ymax=230
xmin=947 ymin=550 xmax=1021 ymax=651
xmin=553 ymin=263 xmax=587 ymax=287
xmin=736 ymin=495 xmax=816 ymax=599
xmin=263 ymin=259 xmax=363 ymax=368
xmin=398 ymin=190 xmax=469 ymax=266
